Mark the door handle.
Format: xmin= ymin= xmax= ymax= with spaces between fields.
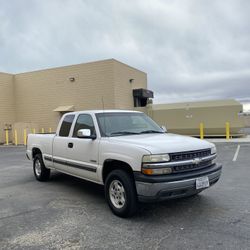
xmin=68 ymin=142 xmax=73 ymax=148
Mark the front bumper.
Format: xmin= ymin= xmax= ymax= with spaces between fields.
xmin=134 ymin=163 xmax=222 ymax=202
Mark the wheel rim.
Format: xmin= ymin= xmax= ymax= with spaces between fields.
xmin=109 ymin=180 xmax=126 ymax=209
xmin=34 ymin=159 xmax=42 ymax=176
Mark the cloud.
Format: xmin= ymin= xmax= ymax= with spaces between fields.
xmin=0 ymin=0 xmax=249 ymax=104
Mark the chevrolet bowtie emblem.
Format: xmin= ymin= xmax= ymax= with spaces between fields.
xmin=193 ymin=158 xmax=202 ymax=165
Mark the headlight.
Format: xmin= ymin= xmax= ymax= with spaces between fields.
xmin=142 ymin=154 xmax=171 ymax=175
xmin=211 ymin=146 xmax=217 ymax=155
xmin=142 ymin=154 xmax=170 ymax=163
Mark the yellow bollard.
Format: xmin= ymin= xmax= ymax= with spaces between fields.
xmin=23 ymin=129 xmax=27 ymax=145
xmin=5 ymin=130 xmax=9 ymax=145
xmin=41 ymin=128 xmax=45 ymax=133
xmin=49 ymin=128 xmax=52 ymax=133
xmin=199 ymin=122 xmax=204 ymax=139
xmin=226 ymin=122 xmax=230 ymax=140
xmin=33 ymin=128 xmax=36 ymax=134
xmin=14 ymin=129 xmax=18 ymax=146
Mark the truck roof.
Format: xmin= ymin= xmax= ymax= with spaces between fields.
xmin=65 ymin=110 xmax=143 ymax=115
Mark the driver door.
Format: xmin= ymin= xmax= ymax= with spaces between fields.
xmin=64 ymin=114 xmax=99 ymax=182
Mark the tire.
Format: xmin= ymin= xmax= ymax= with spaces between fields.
xmin=105 ymin=169 xmax=138 ymax=218
xmin=33 ymin=154 xmax=50 ymax=182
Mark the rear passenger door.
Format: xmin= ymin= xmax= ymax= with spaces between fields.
xmin=52 ymin=114 xmax=75 ymax=172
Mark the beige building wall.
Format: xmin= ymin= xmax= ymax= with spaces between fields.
xmin=0 ymin=59 xmax=246 ymax=143
xmin=14 ymin=59 xmax=117 ymax=132
xmin=12 ymin=122 xmax=39 ymax=145
xmin=243 ymin=116 xmax=250 ymax=127
xmin=148 ymin=99 xmax=245 ymax=137
xmin=0 ymin=59 xmax=148 ymax=143
xmin=11 ymin=59 xmax=147 ymax=135
xmin=113 ymin=60 xmax=147 ymax=109
xmin=0 ymin=72 xmax=15 ymax=142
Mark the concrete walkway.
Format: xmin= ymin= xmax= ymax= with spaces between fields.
xmin=206 ymin=135 xmax=250 ymax=143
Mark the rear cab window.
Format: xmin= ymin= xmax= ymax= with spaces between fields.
xmin=59 ymin=115 xmax=75 ymax=137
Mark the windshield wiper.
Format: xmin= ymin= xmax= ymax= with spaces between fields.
xmin=110 ymin=131 xmax=140 ymax=136
xmin=139 ymin=130 xmax=164 ymax=134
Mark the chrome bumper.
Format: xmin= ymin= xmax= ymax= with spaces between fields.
xmin=135 ymin=163 xmax=222 ymax=202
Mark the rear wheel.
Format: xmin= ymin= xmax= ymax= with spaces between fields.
xmin=33 ymin=154 xmax=50 ymax=181
xmin=105 ymin=169 xmax=138 ymax=217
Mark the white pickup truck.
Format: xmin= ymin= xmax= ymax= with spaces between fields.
xmin=26 ymin=110 xmax=222 ymax=217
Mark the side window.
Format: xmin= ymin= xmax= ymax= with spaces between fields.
xmin=59 ymin=115 xmax=75 ymax=137
xmin=73 ymin=114 xmax=96 ymax=137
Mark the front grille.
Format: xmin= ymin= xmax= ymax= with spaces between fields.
xmin=173 ymin=160 xmax=212 ymax=173
xmin=170 ymin=149 xmax=211 ymax=162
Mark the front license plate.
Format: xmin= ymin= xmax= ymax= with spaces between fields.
xmin=196 ymin=176 xmax=210 ymax=189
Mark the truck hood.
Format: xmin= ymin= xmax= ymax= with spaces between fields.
xmin=109 ymin=133 xmax=214 ymax=154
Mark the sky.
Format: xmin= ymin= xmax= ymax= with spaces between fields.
xmin=0 ymin=0 xmax=250 ymax=106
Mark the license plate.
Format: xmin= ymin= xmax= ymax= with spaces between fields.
xmin=196 ymin=176 xmax=210 ymax=189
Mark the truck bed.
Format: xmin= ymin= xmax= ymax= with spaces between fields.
xmin=27 ymin=133 xmax=56 ymax=159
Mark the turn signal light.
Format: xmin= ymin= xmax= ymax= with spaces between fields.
xmin=142 ymin=167 xmax=172 ymax=175
xmin=142 ymin=168 xmax=154 ymax=175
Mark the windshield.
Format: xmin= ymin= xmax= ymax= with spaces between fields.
xmin=96 ymin=112 xmax=164 ymax=137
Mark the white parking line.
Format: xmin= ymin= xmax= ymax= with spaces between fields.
xmin=233 ymin=145 xmax=241 ymax=162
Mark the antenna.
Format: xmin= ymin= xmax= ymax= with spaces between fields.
xmin=101 ymin=96 xmax=105 ymax=110
xmin=101 ymin=96 xmax=107 ymax=136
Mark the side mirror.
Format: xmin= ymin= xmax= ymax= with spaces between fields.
xmin=77 ymin=129 xmax=96 ymax=140
xmin=161 ymin=126 xmax=167 ymax=133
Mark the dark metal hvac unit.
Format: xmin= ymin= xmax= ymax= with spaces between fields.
xmin=133 ymin=88 xmax=154 ymax=107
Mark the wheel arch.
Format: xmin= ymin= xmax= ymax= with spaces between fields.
xmin=102 ymin=159 xmax=134 ymax=183
xmin=32 ymin=147 xmax=42 ymax=159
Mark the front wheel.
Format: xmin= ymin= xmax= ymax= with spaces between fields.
xmin=33 ymin=154 xmax=50 ymax=181
xmin=105 ymin=169 xmax=138 ymax=218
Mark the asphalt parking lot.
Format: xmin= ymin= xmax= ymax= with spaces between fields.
xmin=0 ymin=143 xmax=250 ymax=249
